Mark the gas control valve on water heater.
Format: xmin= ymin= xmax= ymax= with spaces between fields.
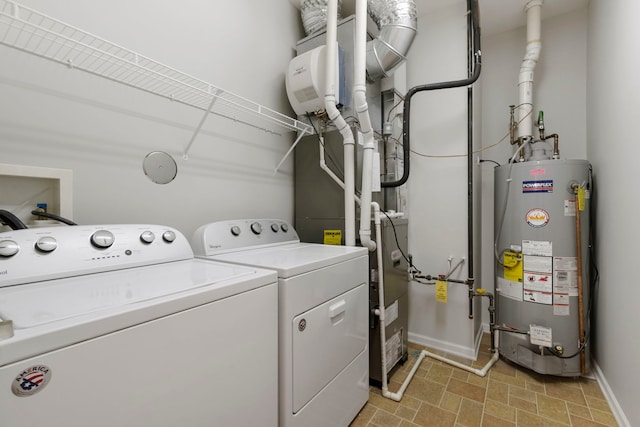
xmin=495 ymin=158 xmax=591 ymax=376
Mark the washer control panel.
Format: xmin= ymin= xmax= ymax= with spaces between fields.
xmin=0 ymin=224 xmax=193 ymax=287
xmin=192 ymin=219 xmax=299 ymax=256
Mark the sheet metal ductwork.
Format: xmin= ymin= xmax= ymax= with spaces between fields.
xmin=300 ymin=0 xmax=417 ymax=81
xmin=366 ymin=0 xmax=417 ymax=80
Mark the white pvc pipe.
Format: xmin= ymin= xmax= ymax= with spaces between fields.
xmin=419 ymin=332 xmax=500 ymax=378
xmin=370 ymin=202 xmax=394 ymax=398
xmin=319 ymin=137 xmax=361 ymax=205
xmin=517 ymin=0 xmax=542 ymax=141
xmin=355 ymin=0 xmax=377 ymax=252
xmin=380 ymin=326 xmax=500 ymax=402
xmin=324 ymin=0 xmax=356 ymax=246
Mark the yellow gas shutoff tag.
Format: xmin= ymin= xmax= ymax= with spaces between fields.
xmin=578 ymin=187 xmax=586 ymax=211
xmin=435 ymin=280 xmax=447 ymax=303
xmin=323 ymin=230 xmax=342 ymax=245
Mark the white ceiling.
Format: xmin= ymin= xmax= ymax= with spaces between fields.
xmin=402 ymin=0 xmax=589 ymax=35
xmin=473 ymin=0 xmax=589 ymax=35
xmin=291 ymin=0 xmax=589 ymax=36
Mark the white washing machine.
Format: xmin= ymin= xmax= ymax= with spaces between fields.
xmin=0 ymin=224 xmax=278 ymax=427
xmin=191 ymin=219 xmax=369 ymax=427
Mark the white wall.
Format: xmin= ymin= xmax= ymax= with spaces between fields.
xmin=0 ymin=0 xmax=303 ymax=238
xmin=479 ymin=7 xmax=588 ymax=326
xmin=587 ymin=1 xmax=640 ymax=425
xmin=405 ymin=1 xmax=482 ymax=358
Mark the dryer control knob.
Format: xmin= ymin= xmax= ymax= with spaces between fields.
xmin=140 ymin=231 xmax=155 ymax=244
xmin=162 ymin=230 xmax=177 ymax=243
xmin=280 ymin=224 xmax=289 ymax=232
xmin=0 ymin=240 xmax=19 ymax=257
xmin=250 ymin=222 xmax=262 ymax=235
xmin=230 ymin=226 xmax=241 ymax=236
xmin=271 ymin=224 xmax=279 ymax=233
xmin=90 ymin=230 xmax=115 ymax=248
xmin=35 ymin=236 xmax=58 ymax=253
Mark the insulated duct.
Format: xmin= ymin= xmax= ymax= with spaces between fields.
xmin=301 ymin=0 xmax=343 ymax=36
xmin=300 ymin=0 xmax=417 ymax=81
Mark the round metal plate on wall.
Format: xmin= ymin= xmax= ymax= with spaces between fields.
xmin=142 ymin=151 xmax=177 ymax=184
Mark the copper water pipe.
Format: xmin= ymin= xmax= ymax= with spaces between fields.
xmin=572 ymin=183 xmax=586 ymax=375
xmin=543 ymin=133 xmax=560 ymax=159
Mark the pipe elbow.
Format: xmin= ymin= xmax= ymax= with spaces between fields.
xmin=366 ymin=0 xmax=418 ymax=81
xmin=359 ymin=228 xmax=377 ymax=251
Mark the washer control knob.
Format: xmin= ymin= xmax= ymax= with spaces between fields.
xmin=271 ymin=223 xmax=279 ymax=233
xmin=250 ymin=222 xmax=262 ymax=235
xmin=280 ymin=223 xmax=289 ymax=233
xmin=35 ymin=236 xmax=58 ymax=253
xmin=230 ymin=226 xmax=241 ymax=236
xmin=162 ymin=230 xmax=176 ymax=243
xmin=140 ymin=231 xmax=155 ymax=244
xmin=0 ymin=240 xmax=19 ymax=257
xmin=90 ymin=230 xmax=115 ymax=248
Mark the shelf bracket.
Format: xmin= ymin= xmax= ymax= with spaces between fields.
xmin=183 ymin=88 xmax=223 ymax=160
xmin=273 ymin=129 xmax=311 ymax=174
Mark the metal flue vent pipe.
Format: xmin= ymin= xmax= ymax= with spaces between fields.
xmin=300 ymin=0 xmax=418 ymax=81
xmin=366 ymin=0 xmax=417 ymax=81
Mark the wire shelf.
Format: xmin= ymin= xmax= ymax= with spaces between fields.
xmin=0 ymin=0 xmax=312 ymax=157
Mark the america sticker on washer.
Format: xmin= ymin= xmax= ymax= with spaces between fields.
xmin=11 ymin=365 xmax=52 ymax=397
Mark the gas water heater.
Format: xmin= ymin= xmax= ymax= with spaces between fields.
xmin=494 ymin=158 xmax=591 ymax=376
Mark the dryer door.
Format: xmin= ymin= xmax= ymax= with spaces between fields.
xmin=292 ymin=283 xmax=368 ymax=413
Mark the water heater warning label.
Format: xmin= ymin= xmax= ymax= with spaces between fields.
xmin=522 ymin=241 xmax=553 ymax=305
xmin=530 ymin=325 xmax=552 ymax=347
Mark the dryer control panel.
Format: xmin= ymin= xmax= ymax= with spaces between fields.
xmin=192 ymin=219 xmax=299 ymax=256
xmin=0 ymin=225 xmax=193 ymax=287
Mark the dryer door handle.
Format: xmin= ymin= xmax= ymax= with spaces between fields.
xmin=329 ymin=300 xmax=346 ymax=320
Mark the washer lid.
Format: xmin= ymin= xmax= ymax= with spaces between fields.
xmin=0 ymin=259 xmax=277 ymax=366
xmin=0 ymin=259 xmax=267 ymax=329
xmin=206 ymin=243 xmax=367 ymax=278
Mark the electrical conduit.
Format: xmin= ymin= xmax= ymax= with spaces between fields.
xmin=324 ymin=0 xmax=356 ymax=246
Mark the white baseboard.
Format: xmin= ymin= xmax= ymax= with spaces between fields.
xmin=592 ymin=359 xmax=631 ymax=427
xmin=408 ymin=326 xmax=484 ymax=361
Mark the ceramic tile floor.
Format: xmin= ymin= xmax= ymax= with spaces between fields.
xmin=350 ymin=334 xmax=617 ymax=427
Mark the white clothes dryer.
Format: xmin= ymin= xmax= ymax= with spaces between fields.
xmin=0 ymin=224 xmax=278 ymax=427
xmin=191 ymin=219 xmax=369 ymax=427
